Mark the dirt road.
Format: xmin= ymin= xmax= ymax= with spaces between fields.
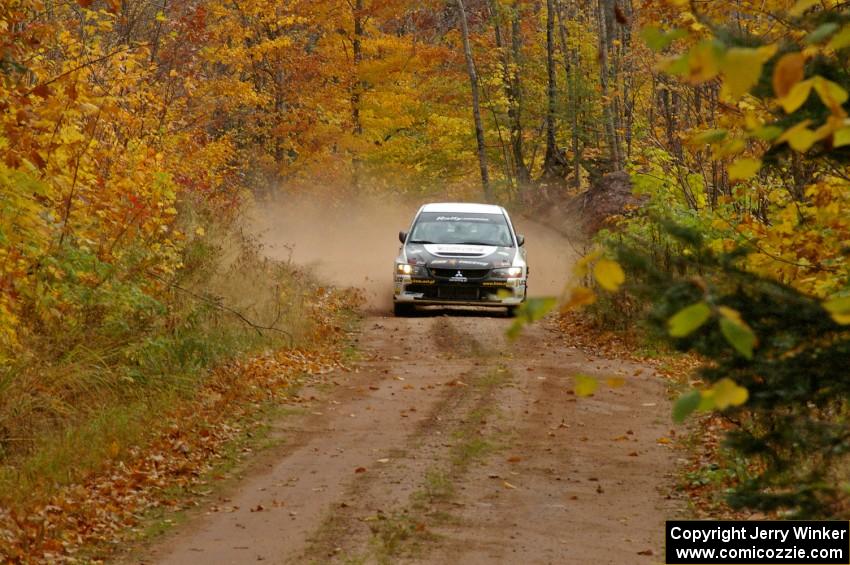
xmin=141 ymin=309 xmax=682 ymax=564
xmin=137 ymin=203 xmax=683 ymax=563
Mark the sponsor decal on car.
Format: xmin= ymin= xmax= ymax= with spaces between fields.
xmin=435 ymin=216 xmax=492 ymax=222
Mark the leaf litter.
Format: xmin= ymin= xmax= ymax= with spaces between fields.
xmin=0 ymin=289 xmax=359 ymax=563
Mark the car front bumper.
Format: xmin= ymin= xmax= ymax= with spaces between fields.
xmin=393 ymin=275 xmax=526 ymax=307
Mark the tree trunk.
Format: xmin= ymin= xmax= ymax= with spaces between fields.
xmin=350 ymin=0 xmax=364 ymax=191
xmin=456 ymin=0 xmax=493 ymax=201
xmin=619 ymin=0 xmax=634 ymax=160
xmin=556 ymin=0 xmax=582 ymax=190
xmin=541 ymin=0 xmax=566 ymax=180
xmin=596 ymin=0 xmax=622 ymax=171
xmin=509 ymin=8 xmax=530 ymax=190
xmin=483 ymin=2 xmax=520 ymax=199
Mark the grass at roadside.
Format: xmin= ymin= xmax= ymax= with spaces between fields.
xmin=0 ymin=225 xmax=362 ymax=562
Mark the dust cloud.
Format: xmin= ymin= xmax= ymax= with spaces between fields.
xmin=511 ymin=215 xmax=582 ymax=298
xmin=249 ymin=194 xmax=582 ymax=312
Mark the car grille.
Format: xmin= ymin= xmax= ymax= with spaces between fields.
xmin=405 ymin=284 xmax=486 ymax=301
xmin=429 ymin=268 xmax=490 ymax=279
xmin=437 ymin=286 xmax=479 ymax=300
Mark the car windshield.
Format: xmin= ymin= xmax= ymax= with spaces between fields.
xmin=408 ymin=212 xmax=513 ymax=247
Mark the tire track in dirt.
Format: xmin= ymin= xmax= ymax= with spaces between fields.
xmin=298 ymin=319 xmax=509 ymax=563
xmin=140 ymin=314 xmax=495 ymax=564
xmin=421 ymin=322 xmax=686 ymax=564
xmin=138 ymin=313 xmax=685 ymax=565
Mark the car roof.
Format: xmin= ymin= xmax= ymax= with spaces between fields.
xmin=419 ymin=202 xmax=505 ymax=215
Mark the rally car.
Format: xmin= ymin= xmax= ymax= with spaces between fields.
xmin=393 ymin=202 xmax=528 ymax=316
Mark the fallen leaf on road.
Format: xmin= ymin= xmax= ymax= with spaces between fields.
xmin=354 ymin=467 xmax=367 ymax=473
xmin=606 ymin=377 xmax=626 ymax=388
xmin=502 ymin=481 xmax=517 ymax=489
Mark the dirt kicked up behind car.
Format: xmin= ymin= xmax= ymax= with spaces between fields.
xmin=393 ymin=203 xmax=528 ymax=317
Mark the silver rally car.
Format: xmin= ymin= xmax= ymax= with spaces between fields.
xmin=393 ymin=202 xmax=528 ymax=316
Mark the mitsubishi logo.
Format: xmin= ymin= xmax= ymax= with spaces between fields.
xmin=449 ymin=270 xmax=468 ymax=283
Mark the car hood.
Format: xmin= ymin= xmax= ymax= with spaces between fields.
xmin=404 ymin=243 xmax=517 ymax=269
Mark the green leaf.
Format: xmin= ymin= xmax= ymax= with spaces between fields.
xmin=574 ymin=374 xmax=598 ymax=397
xmin=805 ymin=22 xmax=839 ymax=45
xmin=718 ymin=308 xmax=757 ymax=359
xmin=506 ymin=297 xmax=557 ymax=339
xmin=641 ymin=27 xmax=686 ymax=52
xmin=522 ymin=296 xmax=557 ymax=321
xmin=668 ymin=302 xmax=711 ymax=337
xmin=673 ymin=390 xmax=702 ymax=423
xmin=751 ymin=125 xmax=783 ymax=141
xmin=506 ymin=321 xmax=523 ymax=340
xmin=689 ymin=129 xmax=728 ymax=145
xmin=827 ymin=24 xmax=850 ymax=50
xmin=698 ymin=391 xmax=716 ymax=411
xmin=823 ymin=296 xmax=850 ymax=324
xmin=663 ymin=53 xmax=690 ymax=77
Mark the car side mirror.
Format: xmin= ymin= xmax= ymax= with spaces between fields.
xmin=516 ymin=234 xmax=525 ymax=247
xmin=399 ymin=231 xmax=407 ymax=244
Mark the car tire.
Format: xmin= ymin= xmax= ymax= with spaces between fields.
xmin=506 ymin=305 xmax=518 ymax=318
xmin=393 ymin=302 xmax=414 ymax=317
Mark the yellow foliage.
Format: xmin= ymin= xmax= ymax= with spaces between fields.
xmin=772 ymin=52 xmax=805 ymax=98
xmin=720 ymin=45 xmax=776 ymax=101
xmin=593 ymin=259 xmax=626 ymax=292
xmin=728 ymin=158 xmax=762 ymax=181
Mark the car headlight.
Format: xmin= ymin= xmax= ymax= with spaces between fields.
xmin=491 ymin=267 xmax=523 ymax=278
xmin=396 ymin=263 xmax=427 ymax=276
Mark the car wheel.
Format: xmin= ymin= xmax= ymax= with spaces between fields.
xmin=506 ymin=305 xmax=518 ymax=318
xmin=393 ymin=302 xmax=414 ymax=317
